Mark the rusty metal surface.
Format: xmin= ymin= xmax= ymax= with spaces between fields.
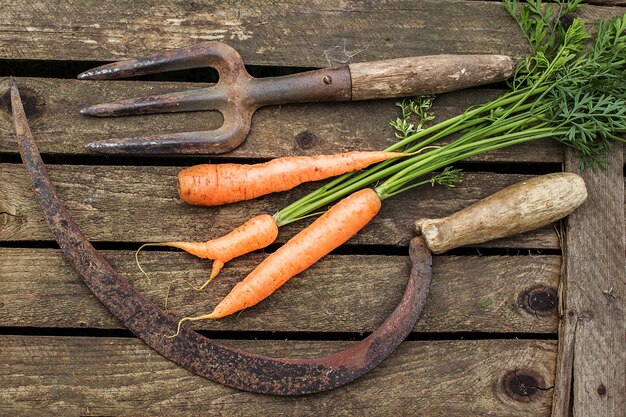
xmin=10 ymin=79 xmax=432 ymax=395
xmin=79 ymin=41 xmax=351 ymax=155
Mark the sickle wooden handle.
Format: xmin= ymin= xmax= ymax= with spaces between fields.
xmin=416 ymin=173 xmax=588 ymax=254
xmin=349 ymin=54 xmax=513 ymax=100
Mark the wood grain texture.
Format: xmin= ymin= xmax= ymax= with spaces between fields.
xmin=0 ymin=164 xmax=559 ymax=247
xmin=4 ymin=2 xmax=624 ymax=415
xmin=0 ymin=336 xmax=557 ymax=417
xmin=553 ymin=145 xmax=625 ymax=416
xmin=0 ymin=1 xmax=622 ymax=65
xmin=349 ymin=54 xmax=513 ymax=100
xmin=0 ymin=248 xmax=560 ymax=333
xmin=0 ymin=77 xmax=564 ymax=161
xmin=0 ymin=1 xmax=533 ymax=65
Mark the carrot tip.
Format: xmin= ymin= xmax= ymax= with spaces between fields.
xmin=134 ymin=242 xmax=183 ymax=282
xmin=210 ymin=260 xmax=225 ymax=280
xmin=134 ymin=243 xmax=162 ymax=284
xmin=166 ymin=313 xmax=219 ymax=338
xmin=190 ymin=260 xmax=225 ymax=291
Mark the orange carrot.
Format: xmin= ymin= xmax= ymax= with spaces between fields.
xmin=170 ymin=188 xmax=381 ymax=335
xmin=178 ymin=151 xmax=404 ymax=206
xmin=137 ymin=214 xmax=278 ymax=289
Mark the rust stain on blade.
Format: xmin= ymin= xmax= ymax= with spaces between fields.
xmin=9 ymin=78 xmax=431 ymax=395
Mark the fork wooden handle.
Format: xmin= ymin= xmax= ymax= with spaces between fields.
xmin=349 ymin=54 xmax=513 ymax=100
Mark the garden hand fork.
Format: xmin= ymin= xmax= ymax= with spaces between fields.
xmin=78 ymin=41 xmax=513 ymax=155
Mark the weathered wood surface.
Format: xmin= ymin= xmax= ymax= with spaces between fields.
xmin=0 ymin=1 xmax=532 ymax=65
xmin=2 ymin=2 xmax=624 ymax=415
xmin=0 ymin=163 xmax=559 ymax=248
xmin=0 ymin=77 xmax=565 ymax=161
xmin=0 ymin=336 xmax=557 ymax=417
xmin=551 ymin=146 xmax=625 ymax=417
xmin=0 ymin=1 xmax=622 ymax=66
xmin=0 ymin=248 xmax=560 ymax=333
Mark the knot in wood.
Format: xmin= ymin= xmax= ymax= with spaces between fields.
xmin=295 ymin=130 xmax=318 ymax=149
xmin=518 ymin=285 xmax=557 ymax=316
xmin=500 ymin=369 xmax=546 ymax=403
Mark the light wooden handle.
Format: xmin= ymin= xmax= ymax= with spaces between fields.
xmin=348 ymin=54 xmax=513 ymax=101
xmin=415 ymin=173 xmax=587 ymax=254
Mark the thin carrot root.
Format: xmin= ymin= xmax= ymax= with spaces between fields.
xmin=163 ymin=277 xmax=197 ymax=309
xmin=187 ymin=260 xmax=225 ymax=291
xmin=135 ymin=242 xmax=213 ymax=288
xmin=134 ymin=214 xmax=279 ymax=286
xmin=134 ymin=243 xmax=165 ymax=284
xmin=167 ymin=313 xmax=219 ymax=339
xmin=178 ymin=151 xmax=406 ymax=206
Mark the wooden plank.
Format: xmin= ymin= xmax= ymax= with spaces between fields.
xmin=0 ymin=164 xmax=560 ymax=248
xmin=552 ymin=145 xmax=625 ymax=416
xmin=0 ymin=248 xmax=560 ymax=333
xmin=0 ymin=335 xmax=557 ymax=417
xmin=0 ymin=0 xmax=533 ymax=65
xmin=0 ymin=1 xmax=622 ymax=65
xmin=0 ymin=77 xmax=564 ymax=162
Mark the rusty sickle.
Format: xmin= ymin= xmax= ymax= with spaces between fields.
xmin=10 ymin=79 xmax=432 ymax=395
xmin=78 ymin=41 xmax=513 ymax=155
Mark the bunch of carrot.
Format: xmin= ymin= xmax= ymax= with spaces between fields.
xmin=152 ymin=117 xmax=462 ymax=337
xmin=138 ymin=150 xmax=411 ymax=285
xmin=162 ymin=144 xmax=461 ymax=337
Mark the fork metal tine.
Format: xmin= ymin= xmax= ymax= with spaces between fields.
xmin=80 ymin=87 xmax=227 ymax=117
xmin=84 ymin=107 xmax=252 ymax=155
xmin=77 ymin=42 xmax=245 ymax=80
xmin=85 ymin=131 xmax=244 ymax=155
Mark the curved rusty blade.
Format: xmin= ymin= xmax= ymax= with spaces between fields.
xmin=10 ymin=79 xmax=432 ymax=395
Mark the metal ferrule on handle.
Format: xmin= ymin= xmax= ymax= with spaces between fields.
xmin=246 ymin=66 xmax=352 ymax=106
